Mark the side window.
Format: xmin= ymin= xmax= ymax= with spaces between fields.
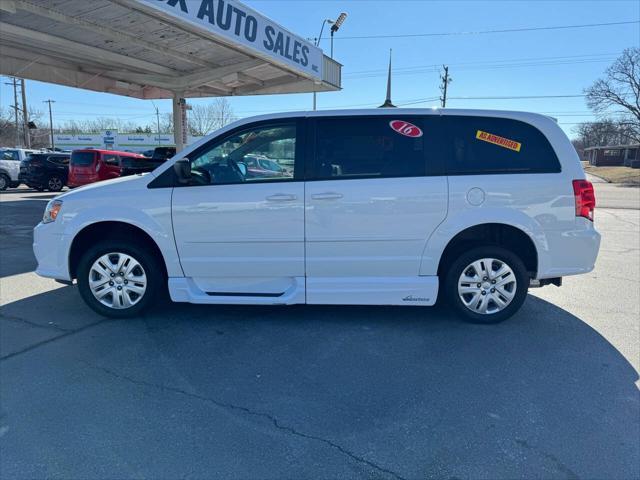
xmin=103 ymin=154 xmax=119 ymax=166
xmin=50 ymin=156 xmax=69 ymax=165
xmin=189 ymin=123 xmax=296 ymax=185
xmin=1 ymin=150 xmax=19 ymax=161
xmin=445 ymin=116 xmax=561 ymax=175
xmin=313 ymin=117 xmax=435 ymax=180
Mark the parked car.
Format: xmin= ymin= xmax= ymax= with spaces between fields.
xmin=67 ymin=149 xmax=152 ymax=187
xmin=19 ymin=152 xmax=71 ymax=192
xmin=150 ymin=146 xmax=176 ymax=161
xmin=242 ymin=154 xmax=292 ymax=179
xmin=0 ymin=147 xmax=39 ymax=190
xmin=34 ymin=109 xmax=600 ymax=322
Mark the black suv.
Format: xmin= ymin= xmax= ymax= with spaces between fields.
xmin=150 ymin=146 xmax=176 ymax=161
xmin=20 ymin=152 xmax=71 ymax=192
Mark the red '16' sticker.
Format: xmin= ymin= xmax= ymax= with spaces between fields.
xmin=389 ymin=120 xmax=423 ymax=138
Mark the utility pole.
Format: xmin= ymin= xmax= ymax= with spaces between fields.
xmin=12 ymin=78 xmax=19 ymax=146
xmin=20 ymin=78 xmax=31 ymax=148
xmin=440 ymin=65 xmax=451 ymax=108
xmin=152 ymin=101 xmax=161 ymax=146
xmin=44 ymin=99 xmax=55 ymax=150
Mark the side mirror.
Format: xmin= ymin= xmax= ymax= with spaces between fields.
xmin=237 ymin=162 xmax=247 ymax=176
xmin=173 ymin=158 xmax=191 ymax=185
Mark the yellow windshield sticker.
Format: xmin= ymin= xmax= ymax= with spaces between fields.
xmin=476 ymin=130 xmax=522 ymax=152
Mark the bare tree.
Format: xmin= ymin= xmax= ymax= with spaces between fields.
xmin=55 ymin=117 xmax=141 ymax=134
xmin=585 ymin=48 xmax=640 ymax=140
xmin=0 ymin=106 xmax=45 ymax=147
xmin=187 ymin=98 xmax=235 ymax=136
xmin=573 ymin=118 xmax=639 ymax=149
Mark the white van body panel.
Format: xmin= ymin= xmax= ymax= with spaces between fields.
xmin=171 ymin=181 xmax=305 ymax=295
xmin=33 ymin=175 xmax=181 ymax=281
xmin=305 ymin=176 xmax=448 ymax=277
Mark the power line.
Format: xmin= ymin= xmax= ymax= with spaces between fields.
xmin=449 ymin=94 xmax=586 ymax=100
xmin=320 ymin=20 xmax=639 ymax=41
xmin=346 ymin=58 xmax=616 ymax=79
xmin=345 ymin=52 xmax=618 ymax=77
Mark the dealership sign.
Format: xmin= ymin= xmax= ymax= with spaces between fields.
xmin=137 ymin=0 xmax=323 ymax=79
xmin=52 ymin=133 xmax=202 ymax=152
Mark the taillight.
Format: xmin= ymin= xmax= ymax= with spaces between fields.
xmin=572 ymin=179 xmax=596 ymax=221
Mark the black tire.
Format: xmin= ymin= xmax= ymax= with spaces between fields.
xmin=47 ymin=175 xmax=64 ymax=192
xmin=76 ymin=240 xmax=164 ymax=318
xmin=9 ymin=181 xmax=20 ymax=188
xmin=444 ymin=246 xmax=529 ymax=324
xmin=0 ymin=174 xmax=9 ymax=191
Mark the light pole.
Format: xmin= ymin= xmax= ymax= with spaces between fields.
xmin=312 ymin=12 xmax=347 ymax=110
xmin=44 ymin=99 xmax=55 ymax=150
xmin=330 ymin=13 xmax=347 ymax=59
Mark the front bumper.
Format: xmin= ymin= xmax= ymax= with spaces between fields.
xmin=33 ymin=222 xmax=72 ymax=281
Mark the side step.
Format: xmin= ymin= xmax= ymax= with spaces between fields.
xmin=168 ymin=277 xmax=305 ymax=305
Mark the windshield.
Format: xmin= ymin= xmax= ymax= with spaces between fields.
xmin=70 ymin=151 xmax=95 ymax=166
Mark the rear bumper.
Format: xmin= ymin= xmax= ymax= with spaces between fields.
xmin=33 ymin=222 xmax=72 ymax=281
xmin=68 ymin=175 xmax=98 ymax=187
xmin=537 ymin=221 xmax=601 ymax=279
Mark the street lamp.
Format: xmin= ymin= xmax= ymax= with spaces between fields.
xmin=330 ymin=13 xmax=347 ymax=59
xmin=312 ymin=12 xmax=348 ymax=110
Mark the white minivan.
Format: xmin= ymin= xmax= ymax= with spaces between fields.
xmin=34 ymin=109 xmax=600 ymax=323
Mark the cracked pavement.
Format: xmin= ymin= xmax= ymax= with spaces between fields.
xmin=1 ymin=182 xmax=638 ymax=479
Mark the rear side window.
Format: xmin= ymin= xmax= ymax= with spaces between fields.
xmin=312 ymin=116 xmax=438 ymax=180
xmin=120 ymin=156 xmax=142 ymax=167
xmin=49 ymin=156 xmax=69 ymax=165
xmin=1 ymin=150 xmax=19 ymax=160
xmin=70 ymin=152 xmax=95 ymax=166
xmin=445 ymin=116 xmax=560 ymax=175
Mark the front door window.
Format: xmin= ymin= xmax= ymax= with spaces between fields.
xmin=189 ymin=124 xmax=296 ymax=185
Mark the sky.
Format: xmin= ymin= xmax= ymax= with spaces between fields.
xmin=1 ymin=0 xmax=638 ymax=139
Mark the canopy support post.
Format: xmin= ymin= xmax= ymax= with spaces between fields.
xmin=172 ymin=92 xmax=186 ymax=152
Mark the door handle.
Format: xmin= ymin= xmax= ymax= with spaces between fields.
xmin=266 ymin=193 xmax=297 ymax=202
xmin=311 ymin=192 xmax=343 ymax=200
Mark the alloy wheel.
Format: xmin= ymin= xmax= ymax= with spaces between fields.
xmin=48 ymin=177 xmax=63 ymax=191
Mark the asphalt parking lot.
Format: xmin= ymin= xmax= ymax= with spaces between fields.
xmin=1 ymin=180 xmax=638 ymax=479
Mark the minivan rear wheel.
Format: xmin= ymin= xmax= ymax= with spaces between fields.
xmin=444 ymin=246 xmax=528 ymax=323
xmin=77 ymin=241 xmax=162 ymax=318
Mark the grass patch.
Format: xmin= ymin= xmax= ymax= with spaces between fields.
xmin=583 ymin=163 xmax=640 ymax=185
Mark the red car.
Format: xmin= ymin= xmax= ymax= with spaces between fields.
xmin=68 ymin=149 xmax=154 ymax=187
xmin=243 ymin=154 xmax=292 ymax=179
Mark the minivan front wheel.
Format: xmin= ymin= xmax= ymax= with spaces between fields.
xmin=444 ymin=246 xmax=528 ymax=323
xmin=77 ymin=241 xmax=162 ymax=318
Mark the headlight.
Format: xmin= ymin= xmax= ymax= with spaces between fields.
xmin=43 ymin=200 xmax=63 ymax=224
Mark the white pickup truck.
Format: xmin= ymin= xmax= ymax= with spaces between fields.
xmin=0 ymin=148 xmax=39 ymax=190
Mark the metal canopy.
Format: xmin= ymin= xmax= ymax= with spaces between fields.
xmin=0 ymin=0 xmax=342 ymax=148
